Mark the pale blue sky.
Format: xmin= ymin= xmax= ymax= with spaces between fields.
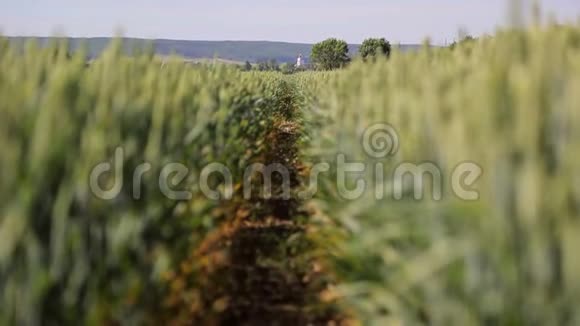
xmin=1 ymin=0 xmax=579 ymax=44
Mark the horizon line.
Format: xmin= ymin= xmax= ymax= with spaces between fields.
xmin=1 ymin=34 xmax=439 ymax=46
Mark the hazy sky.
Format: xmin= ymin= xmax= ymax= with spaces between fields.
xmin=1 ymin=0 xmax=579 ymax=44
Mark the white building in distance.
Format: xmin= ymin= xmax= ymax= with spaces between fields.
xmin=296 ymin=54 xmax=303 ymax=67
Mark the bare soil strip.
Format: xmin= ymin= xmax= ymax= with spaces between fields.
xmin=160 ymin=83 xmax=348 ymax=325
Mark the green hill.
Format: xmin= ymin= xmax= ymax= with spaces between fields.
xmin=5 ymin=37 xmax=422 ymax=63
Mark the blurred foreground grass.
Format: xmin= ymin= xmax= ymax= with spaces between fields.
xmin=2 ymin=20 xmax=580 ymax=326
xmin=0 ymin=38 xmax=291 ymax=324
xmin=302 ymin=23 xmax=580 ymax=325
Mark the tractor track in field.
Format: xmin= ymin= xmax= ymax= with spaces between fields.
xmin=159 ymin=83 xmax=351 ymax=326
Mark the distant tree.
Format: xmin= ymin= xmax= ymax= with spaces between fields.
xmin=257 ymin=59 xmax=279 ymax=71
xmin=359 ymin=38 xmax=391 ymax=61
xmin=280 ymin=63 xmax=294 ymax=74
xmin=243 ymin=61 xmax=252 ymax=71
xmin=269 ymin=59 xmax=279 ymax=71
xmin=449 ymin=35 xmax=476 ymax=50
xmin=257 ymin=60 xmax=268 ymax=71
xmin=310 ymin=38 xmax=350 ymax=70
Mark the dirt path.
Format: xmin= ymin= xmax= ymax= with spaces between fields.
xmin=160 ymin=82 xmax=348 ymax=325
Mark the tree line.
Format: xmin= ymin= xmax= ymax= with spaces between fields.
xmin=241 ymin=37 xmax=392 ymax=72
xmin=241 ymin=35 xmax=478 ymax=72
xmin=311 ymin=37 xmax=391 ymax=70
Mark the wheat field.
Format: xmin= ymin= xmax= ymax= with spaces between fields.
xmin=2 ymin=22 xmax=580 ymax=325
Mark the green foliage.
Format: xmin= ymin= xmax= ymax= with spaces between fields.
xmin=4 ymin=22 xmax=580 ymax=326
xmin=256 ymin=59 xmax=280 ymax=71
xmin=359 ymin=38 xmax=391 ymax=60
xmin=310 ymin=38 xmax=350 ymax=70
xmin=0 ymin=38 xmax=291 ymax=324
xmin=243 ymin=60 xmax=252 ymax=71
xmin=449 ymin=35 xmax=477 ymax=50
xmin=303 ymin=25 xmax=580 ymax=325
xmin=279 ymin=62 xmax=295 ymax=74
